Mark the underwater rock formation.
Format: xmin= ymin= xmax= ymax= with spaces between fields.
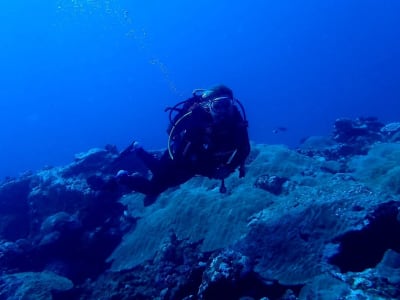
xmin=0 ymin=117 xmax=400 ymax=299
xmin=0 ymin=271 xmax=73 ymax=299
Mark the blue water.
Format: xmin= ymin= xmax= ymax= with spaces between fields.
xmin=1 ymin=0 xmax=399 ymax=179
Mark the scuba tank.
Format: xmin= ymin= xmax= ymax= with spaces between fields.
xmin=164 ymin=89 xmax=206 ymax=136
xmin=164 ymin=89 xmax=248 ymax=161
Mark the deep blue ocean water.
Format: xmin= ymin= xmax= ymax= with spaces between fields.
xmin=1 ymin=0 xmax=399 ymax=179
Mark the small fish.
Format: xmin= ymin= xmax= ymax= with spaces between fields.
xmin=272 ymin=127 xmax=288 ymax=134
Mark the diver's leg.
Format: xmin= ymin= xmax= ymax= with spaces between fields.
xmin=118 ymin=174 xmax=155 ymax=195
xmin=135 ymin=148 xmax=161 ymax=174
xmin=120 ymin=164 xmax=195 ymax=206
xmin=119 ymin=153 xmax=196 ymax=201
xmin=150 ymin=159 xmax=195 ymax=193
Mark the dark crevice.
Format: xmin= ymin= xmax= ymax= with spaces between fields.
xmin=329 ymin=201 xmax=400 ymax=272
xmin=171 ymin=267 xmax=204 ymax=300
xmin=200 ymin=271 xmax=303 ymax=300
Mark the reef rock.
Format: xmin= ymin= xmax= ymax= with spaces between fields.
xmin=0 ymin=271 xmax=73 ymax=300
xmin=0 ymin=118 xmax=400 ymax=299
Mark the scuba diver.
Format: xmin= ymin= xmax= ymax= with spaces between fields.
xmin=105 ymin=84 xmax=250 ymax=206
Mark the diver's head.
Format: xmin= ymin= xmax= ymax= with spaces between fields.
xmin=201 ymin=85 xmax=234 ymax=119
xmin=201 ymin=85 xmax=233 ymax=100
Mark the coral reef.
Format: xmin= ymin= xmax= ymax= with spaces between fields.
xmin=0 ymin=117 xmax=399 ymax=299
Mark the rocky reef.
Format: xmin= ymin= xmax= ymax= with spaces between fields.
xmin=1 ymin=117 xmax=400 ymax=300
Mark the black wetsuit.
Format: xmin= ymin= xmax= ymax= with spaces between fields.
xmin=119 ymin=104 xmax=250 ymax=200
